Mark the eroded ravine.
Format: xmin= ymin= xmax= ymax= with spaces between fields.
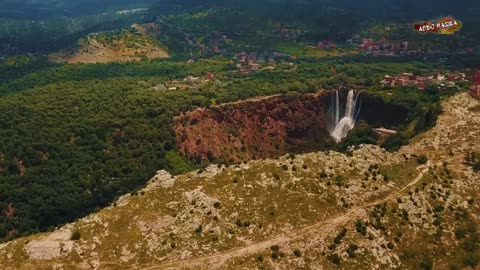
xmin=174 ymin=90 xmax=409 ymax=163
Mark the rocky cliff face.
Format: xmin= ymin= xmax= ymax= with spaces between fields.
xmin=174 ymin=92 xmax=333 ymax=163
xmin=470 ymin=85 xmax=480 ymax=100
xmin=470 ymin=71 xmax=480 ymax=100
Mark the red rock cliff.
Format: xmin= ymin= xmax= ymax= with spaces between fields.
xmin=470 ymin=71 xmax=480 ymax=100
xmin=174 ymin=92 xmax=332 ymax=163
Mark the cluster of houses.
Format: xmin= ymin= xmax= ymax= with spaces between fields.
xmin=234 ymin=51 xmax=296 ymax=74
xmin=359 ymin=38 xmax=413 ymax=56
xmin=313 ymin=35 xmax=424 ymax=56
xmin=235 ymin=52 xmax=263 ymax=73
xmin=381 ymin=72 xmax=467 ymax=90
xmin=150 ymin=72 xmax=215 ymax=92
xmin=271 ymin=24 xmax=304 ymax=40
xmin=470 ymin=71 xmax=480 ymax=100
xmin=317 ymin=40 xmax=337 ymax=50
xmin=345 ymin=35 xmax=419 ymax=56
xmin=185 ymin=32 xmax=228 ymax=56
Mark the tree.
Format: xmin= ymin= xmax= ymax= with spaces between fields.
xmin=417 ymin=155 xmax=428 ymax=165
xmin=329 ymin=253 xmax=341 ymax=265
xmin=420 ymin=257 xmax=433 ymax=270
xmin=70 ymin=230 xmax=81 ymax=241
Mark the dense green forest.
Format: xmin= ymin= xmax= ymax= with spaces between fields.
xmin=0 ymin=62 xmax=214 ymax=239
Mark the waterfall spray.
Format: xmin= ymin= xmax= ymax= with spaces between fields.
xmin=330 ymin=89 xmax=360 ymax=143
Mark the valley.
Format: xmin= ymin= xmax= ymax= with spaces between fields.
xmin=0 ymin=92 xmax=477 ymax=269
xmin=174 ymin=89 xmax=409 ymax=163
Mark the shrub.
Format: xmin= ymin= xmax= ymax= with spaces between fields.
xmin=417 ymin=155 xmax=428 ymax=164
xmin=270 ymin=245 xmax=280 ymax=252
xmin=70 ymin=230 xmax=81 ymax=241
xmin=419 ymin=257 xmax=433 ymax=270
xmin=462 ymin=237 xmax=479 ymax=252
xmin=335 ymin=175 xmax=345 ymax=187
xmin=271 ymin=251 xmax=280 ymax=259
xmin=473 ymin=163 xmax=480 ymax=173
xmin=383 ymin=134 xmax=408 ymax=151
xmin=355 ymin=220 xmax=368 ymax=236
xmin=293 ymin=249 xmax=302 ymax=257
xmin=347 ymin=243 xmax=358 ymax=258
xmin=235 ymin=219 xmax=242 ymax=227
xmin=464 ymin=253 xmax=480 ymax=267
xmin=329 ymin=253 xmax=341 ymax=265
xmin=455 ymin=227 xmax=468 ymax=240
xmin=334 ymin=236 xmax=342 ymax=245
xmin=213 ymin=202 xmax=222 ymax=209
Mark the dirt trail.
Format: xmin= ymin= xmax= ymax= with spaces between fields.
xmin=48 ymin=157 xmax=436 ymax=270
xmin=134 ymin=160 xmax=444 ymax=270
xmin=139 ymin=93 xmax=479 ymax=270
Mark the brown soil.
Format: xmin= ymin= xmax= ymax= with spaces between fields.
xmin=174 ymin=92 xmax=333 ymax=163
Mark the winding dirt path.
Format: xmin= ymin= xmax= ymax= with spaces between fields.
xmin=134 ymin=159 xmax=446 ymax=270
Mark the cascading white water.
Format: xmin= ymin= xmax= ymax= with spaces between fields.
xmin=330 ymin=89 xmax=360 ymax=142
xmin=335 ymin=90 xmax=340 ymax=125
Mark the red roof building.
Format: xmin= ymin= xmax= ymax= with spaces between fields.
xmin=317 ymin=40 xmax=336 ymax=49
xmin=205 ymin=72 xmax=215 ymax=81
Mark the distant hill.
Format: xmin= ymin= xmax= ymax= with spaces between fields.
xmin=0 ymin=0 xmax=160 ymax=18
xmin=49 ymin=24 xmax=169 ymax=64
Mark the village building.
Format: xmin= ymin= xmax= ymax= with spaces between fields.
xmin=381 ymin=72 xmax=467 ymax=90
xmin=317 ymin=40 xmax=336 ymax=50
xmin=358 ymin=38 xmax=410 ymax=56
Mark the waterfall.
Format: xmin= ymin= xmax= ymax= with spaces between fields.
xmin=335 ymin=90 xmax=340 ymax=125
xmin=330 ymin=89 xmax=360 ymax=143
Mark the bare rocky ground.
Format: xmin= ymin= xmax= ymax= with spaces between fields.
xmin=0 ymin=93 xmax=478 ymax=270
xmin=49 ymin=24 xmax=169 ymax=64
